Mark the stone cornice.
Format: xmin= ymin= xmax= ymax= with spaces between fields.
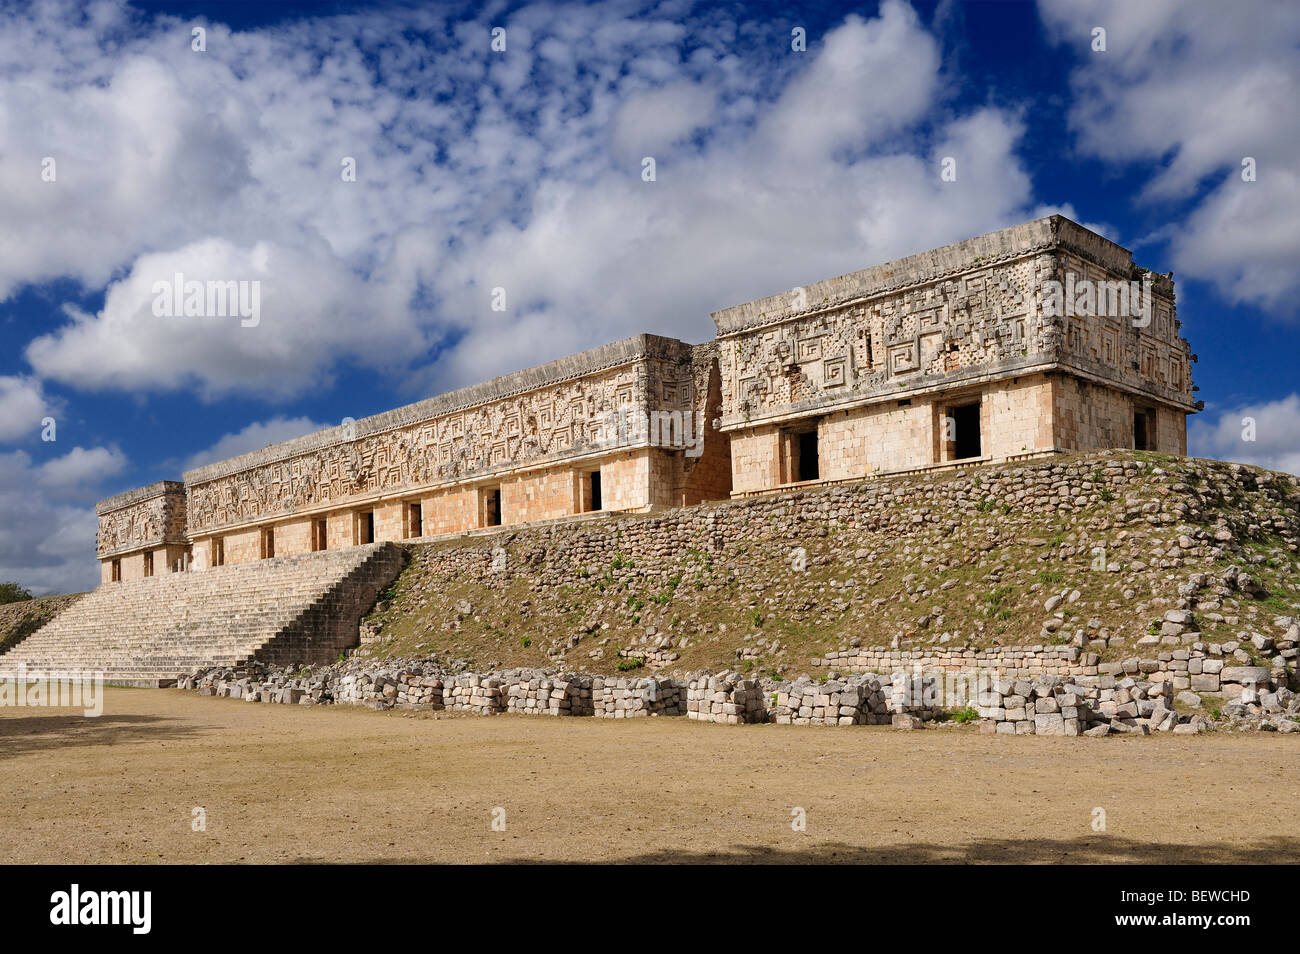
xmin=95 ymin=481 xmax=186 ymax=516
xmin=184 ymin=333 xmax=694 ymax=486
xmin=710 ymin=215 xmax=1176 ymax=339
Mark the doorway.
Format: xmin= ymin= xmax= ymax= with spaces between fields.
xmin=482 ymin=487 xmax=501 ymax=527
xmin=782 ymin=425 xmax=820 ymax=483
xmin=1134 ymin=409 xmax=1152 ymax=451
xmin=952 ymin=402 xmax=982 ymax=460
xmin=583 ymin=470 xmax=602 ymax=512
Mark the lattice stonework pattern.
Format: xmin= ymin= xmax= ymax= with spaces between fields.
xmin=1052 ymin=252 xmax=1189 ymax=402
xmin=721 ymin=257 xmax=1046 ymax=420
xmin=187 ymin=356 xmax=695 ymax=534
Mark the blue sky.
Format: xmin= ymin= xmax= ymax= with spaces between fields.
xmin=1 ymin=0 xmax=1297 ymax=594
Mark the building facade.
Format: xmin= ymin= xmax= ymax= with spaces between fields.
xmin=96 ymin=215 xmax=1197 ymax=581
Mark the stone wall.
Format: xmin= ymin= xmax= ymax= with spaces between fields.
xmin=592 ymin=675 xmax=683 ymax=717
xmin=686 ymin=673 xmax=767 ymax=723
xmin=402 ymin=452 xmax=1297 ymax=605
xmin=96 ymin=481 xmax=188 ymax=559
xmin=185 ymin=659 xmax=1300 ymax=734
xmin=710 ymin=217 xmax=1190 ymax=428
xmin=770 ymin=673 xmax=938 ymax=725
xmin=709 ymin=215 xmax=1194 ymax=495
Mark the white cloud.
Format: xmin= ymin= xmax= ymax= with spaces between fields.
xmin=610 ymin=81 xmax=718 ymax=162
xmin=0 ymin=376 xmax=55 ymax=442
xmin=1038 ymin=0 xmax=1300 ymax=310
xmin=26 ymin=238 xmax=417 ymax=400
xmin=4 ymin=0 xmax=1041 ymax=402
xmin=39 ymin=445 xmax=127 ymax=491
xmin=0 ymin=448 xmax=117 ymax=595
xmin=1188 ymin=393 xmax=1300 ymax=475
xmin=182 ymin=416 xmax=331 ymax=472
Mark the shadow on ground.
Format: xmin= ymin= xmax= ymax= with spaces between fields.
xmin=326 ymin=835 xmax=1299 ymax=865
xmin=0 ymin=713 xmax=209 ymax=759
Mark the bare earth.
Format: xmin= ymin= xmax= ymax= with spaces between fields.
xmin=1 ymin=689 xmax=1294 ymax=864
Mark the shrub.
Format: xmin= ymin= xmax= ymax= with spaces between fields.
xmin=0 ymin=582 xmax=33 ymax=604
xmin=951 ymin=706 xmax=979 ymax=724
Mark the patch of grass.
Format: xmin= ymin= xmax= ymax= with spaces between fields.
xmin=950 ymin=706 xmax=979 ymax=724
xmin=983 ymin=585 xmax=1015 ymax=619
xmin=615 ymin=656 xmax=644 ymax=672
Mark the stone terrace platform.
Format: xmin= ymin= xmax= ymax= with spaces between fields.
xmin=0 ymin=543 xmax=406 ymax=685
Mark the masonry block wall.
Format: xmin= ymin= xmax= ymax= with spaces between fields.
xmin=709 ymin=215 xmax=1196 ymax=496
xmin=167 ymin=334 xmax=724 ymax=570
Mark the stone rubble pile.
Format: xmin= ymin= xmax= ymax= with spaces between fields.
xmin=973 ymin=668 xmax=1298 ymax=735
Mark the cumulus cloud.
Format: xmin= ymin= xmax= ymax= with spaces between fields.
xmin=0 ymin=447 xmax=119 ymax=595
xmin=1038 ymin=0 xmax=1300 ymax=310
xmin=0 ymin=376 xmax=56 ymax=442
xmin=26 ymin=238 xmax=414 ymax=399
xmin=1189 ymin=394 xmax=1300 ymax=476
xmin=39 ymin=445 xmax=128 ymax=492
xmin=4 ymin=0 xmax=1042 ymax=402
xmin=182 ymin=415 xmax=331 ymax=472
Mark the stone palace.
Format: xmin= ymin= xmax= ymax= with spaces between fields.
xmin=95 ymin=215 xmax=1197 ymax=583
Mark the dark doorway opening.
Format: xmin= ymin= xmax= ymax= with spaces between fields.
xmin=261 ymin=527 xmax=276 ymax=559
xmin=312 ymin=518 xmax=327 ymax=551
xmin=408 ymin=503 xmax=423 ymax=538
xmin=484 ymin=488 xmax=501 ymax=527
xmin=1134 ymin=411 xmax=1150 ymax=451
xmin=952 ymin=402 xmax=982 ymax=459
xmin=797 ymin=430 xmax=820 ymax=482
xmin=589 ymin=471 xmax=602 ymax=511
xmin=359 ymin=511 xmax=375 ymax=544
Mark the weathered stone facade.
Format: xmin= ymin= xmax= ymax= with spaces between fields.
xmin=95 ymin=482 xmax=189 ymax=583
xmin=95 ymin=215 xmax=1196 ymax=581
xmin=711 ymin=215 xmax=1194 ymax=494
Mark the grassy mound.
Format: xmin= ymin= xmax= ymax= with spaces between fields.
xmin=357 ymin=451 xmax=1300 ymax=678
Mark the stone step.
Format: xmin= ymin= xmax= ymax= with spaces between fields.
xmin=0 ymin=543 xmax=406 ymax=678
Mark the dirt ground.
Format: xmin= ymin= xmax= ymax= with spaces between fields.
xmin=1 ymin=689 xmax=1295 ymax=864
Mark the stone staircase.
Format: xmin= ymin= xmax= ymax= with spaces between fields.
xmin=0 ymin=543 xmax=406 ymax=686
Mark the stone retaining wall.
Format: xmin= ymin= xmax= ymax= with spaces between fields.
xmin=686 ymin=673 xmax=766 ymax=723
xmin=185 ymin=653 xmax=1299 ymax=735
xmin=772 ymin=673 xmax=938 ymax=725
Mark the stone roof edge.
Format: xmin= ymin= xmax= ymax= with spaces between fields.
xmin=183 ymin=333 xmax=693 ymax=485
xmin=709 ymin=215 xmax=1169 ymax=338
xmin=95 ymin=481 xmax=186 ymax=516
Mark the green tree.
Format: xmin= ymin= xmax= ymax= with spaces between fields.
xmin=0 ymin=582 xmax=33 ymax=605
